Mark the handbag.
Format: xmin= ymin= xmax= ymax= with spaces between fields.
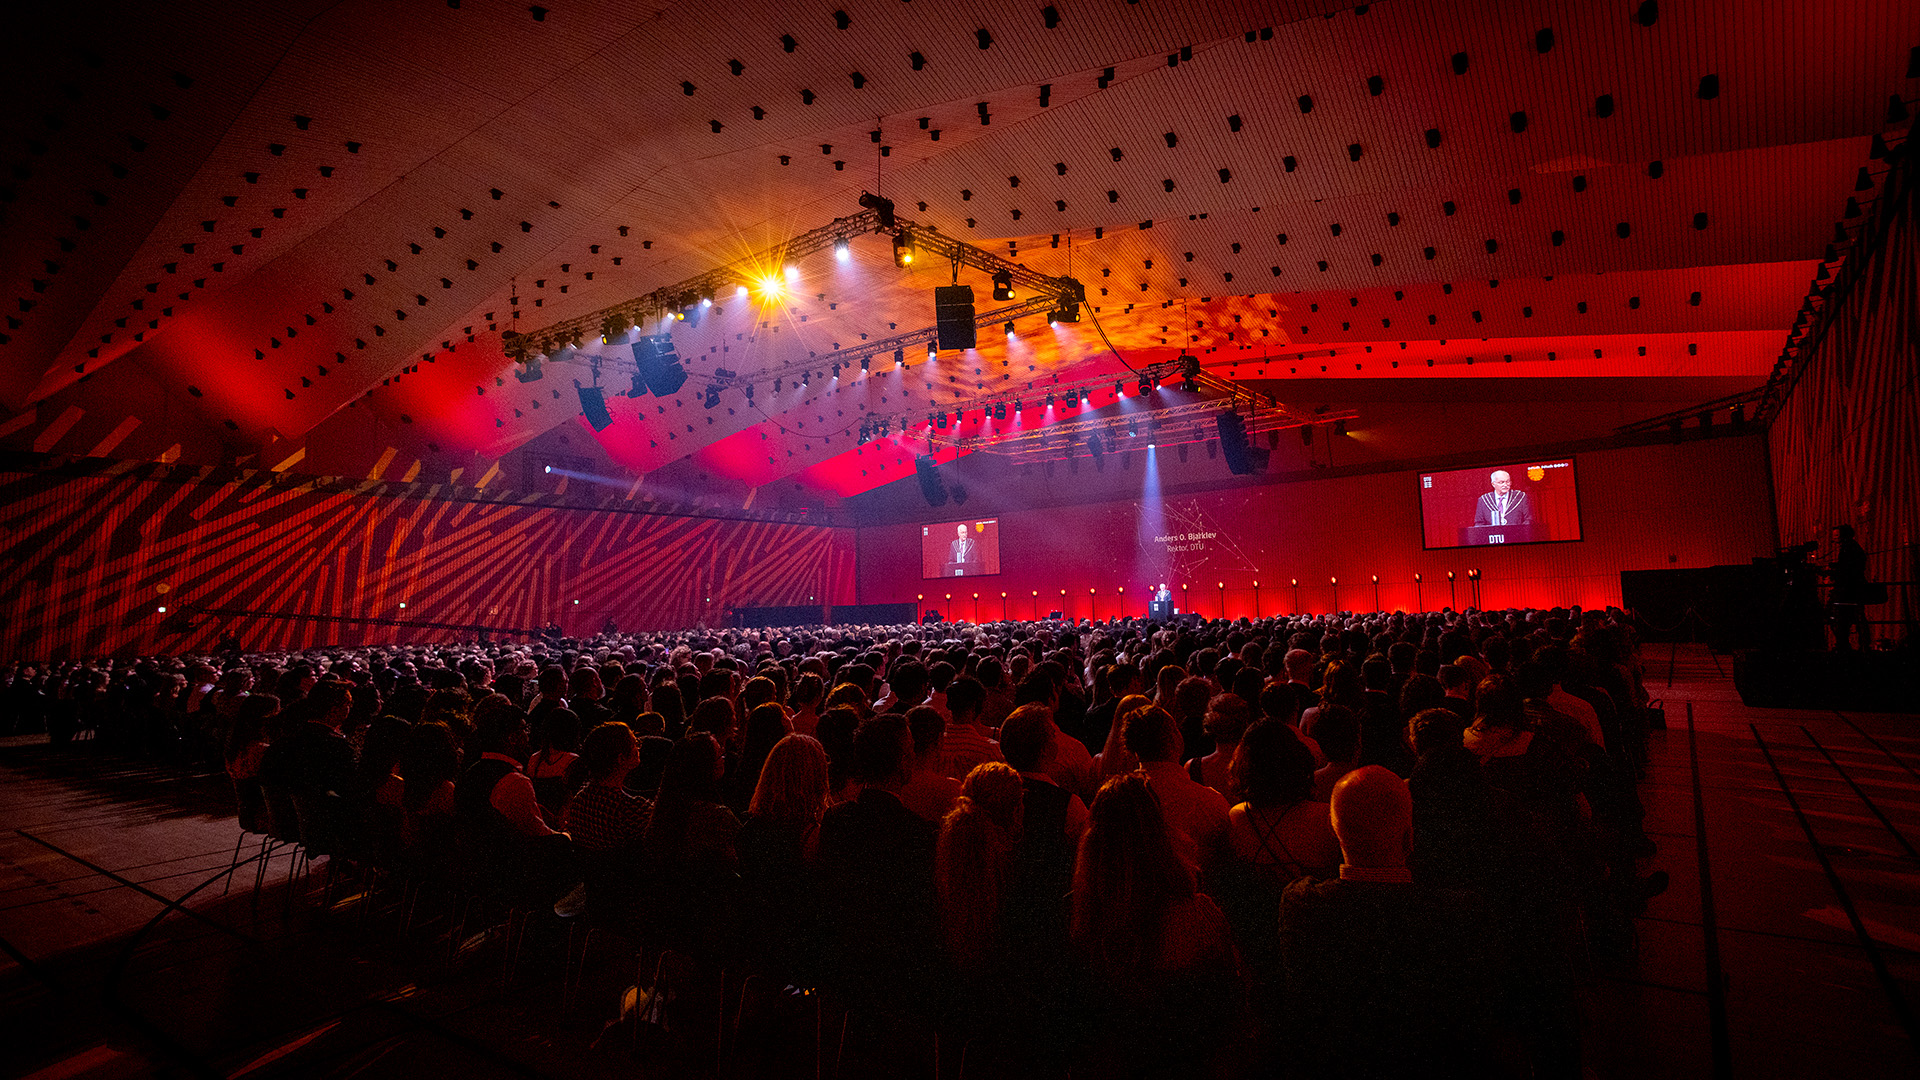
xmin=1641 ymin=697 xmax=1667 ymax=730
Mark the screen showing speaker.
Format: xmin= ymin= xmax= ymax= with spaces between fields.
xmin=923 ymin=518 xmax=1001 ymax=578
xmin=1419 ymin=459 xmax=1582 ymax=549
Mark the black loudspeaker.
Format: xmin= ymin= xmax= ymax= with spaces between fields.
xmin=1217 ymin=412 xmax=1268 ymax=475
xmin=577 ymin=385 xmax=613 ymax=430
xmin=914 ymin=454 xmax=949 ymax=506
xmin=934 ymin=285 xmax=977 ymax=350
xmin=632 ymin=336 xmax=688 ymax=397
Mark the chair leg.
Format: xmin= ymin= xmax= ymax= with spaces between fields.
xmin=224 ymin=830 xmax=246 ymax=897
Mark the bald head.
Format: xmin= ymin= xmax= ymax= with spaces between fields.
xmin=1329 ymin=765 xmax=1413 ymax=869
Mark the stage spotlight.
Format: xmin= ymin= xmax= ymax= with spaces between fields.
xmin=1005 ymin=321 xmax=1016 ymax=337
xmin=992 ymin=270 xmax=1015 ymax=301
xmin=926 ymin=342 xmax=937 ymax=360
xmin=1178 ymin=354 xmax=1200 ymax=392
xmin=1138 ymin=373 xmax=1153 ymax=395
xmin=894 ymin=347 xmax=906 ymax=365
xmin=858 ymin=191 xmax=897 ymax=227
xmin=544 ymin=464 xmax=553 ymax=474
xmin=743 ymin=383 xmax=754 ymax=402
xmin=831 ymin=362 xmax=842 ymax=378
xmin=834 ymin=236 xmax=851 ymax=261
xmin=1334 ymin=419 xmax=1349 ymax=437
xmin=861 ymin=355 xmax=870 ymax=371
xmin=783 ymin=264 xmax=799 ymax=281
xmin=1114 ymin=380 xmax=1124 ymax=397
xmin=1046 ymin=392 xmax=1056 ymax=407
xmin=758 ymin=275 xmax=784 ymax=298
xmin=893 ymin=234 xmax=915 ymax=267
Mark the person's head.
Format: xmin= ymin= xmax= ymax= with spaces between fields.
xmin=887 ymin=660 xmax=928 ymax=708
xmin=791 ymin=672 xmax=824 ymax=710
xmin=687 ymin=696 xmax=737 ymax=741
xmin=1172 ymin=675 xmax=1213 ymax=720
xmin=540 ymin=707 xmax=582 ymax=754
xmin=1397 ymin=673 xmax=1446 ymax=719
xmin=851 ymin=714 xmax=913 ymax=790
xmin=1491 ymin=469 xmax=1512 ymax=494
xmin=1121 ymin=704 xmax=1182 ymax=764
xmin=398 ymin=721 xmax=460 ymax=811
xmin=577 ymin=721 xmax=641 ymax=785
xmin=1284 ymin=647 xmax=1315 ymax=683
xmin=657 ymin=732 xmax=724 ymax=804
xmin=743 ymin=701 xmax=792 ymax=759
xmin=309 ymin=678 xmax=354 ymax=726
xmin=1302 ymin=703 xmax=1361 ymax=764
xmin=957 ymin=761 xmax=1024 ymax=835
xmin=1329 ymin=765 xmax=1413 ymax=869
xmin=1407 ymin=707 xmax=1469 ymax=760
xmin=1202 ymin=693 xmax=1252 ymax=749
xmin=472 ymin=705 xmax=531 ymax=759
xmin=1230 ymin=719 xmax=1317 ymax=808
xmin=1438 ymin=663 xmax=1473 ymax=699
xmin=1471 ymin=673 xmax=1528 ymax=732
xmin=1835 ymin=523 xmax=1856 ymax=541
xmin=748 ymin=733 xmax=830 ymax=827
xmin=904 ymin=705 xmax=946 ymax=766
xmin=945 ymin=674 xmax=985 ymax=725
xmin=996 ymin=703 xmax=1052 ymax=772
xmin=957 ymin=523 xmax=969 ymax=539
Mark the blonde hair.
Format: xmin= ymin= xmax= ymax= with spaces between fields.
xmin=937 ymin=762 xmax=1027 ymax=969
xmin=747 ymin=733 xmax=830 ymax=829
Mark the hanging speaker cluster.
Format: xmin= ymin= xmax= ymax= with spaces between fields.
xmin=935 ymin=285 xmax=977 ymax=350
xmin=915 ymin=454 xmax=949 ymax=506
xmin=629 ymin=335 xmax=688 ymax=397
xmin=1216 ymin=412 xmax=1269 ymax=475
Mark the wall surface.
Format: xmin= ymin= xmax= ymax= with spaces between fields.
xmin=1768 ymin=167 xmax=1920 ymax=634
xmin=857 ymin=434 xmax=1777 ymax=621
xmin=0 ymin=463 xmax=854 ymax=660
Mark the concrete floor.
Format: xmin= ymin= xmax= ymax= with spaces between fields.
xmin=2 ymin=644 xmax=1916 ymax=1079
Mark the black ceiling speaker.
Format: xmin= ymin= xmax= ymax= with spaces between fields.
xmin=914 ymin=454 xmax=949 ymax=506
xmin=577 ymin=385 xmax=613 ymax=431
xmin=934 ymin=284 xmax=977 ymax=350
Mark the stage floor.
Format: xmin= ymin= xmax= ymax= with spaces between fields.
xmin=2 ymin=643 xmax=1916 ymax=1079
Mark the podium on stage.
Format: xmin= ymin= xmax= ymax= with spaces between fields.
xmin=1458 ymin=523 xmax=1538 ymax=546
xmin=942 ymin=562 xmax=978 ymax=577
xmin=1148 ymin=599 xmax=1174 ymax=620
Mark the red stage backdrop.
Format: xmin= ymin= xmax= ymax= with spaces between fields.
xmin=858 ymin=436 xmax=1776 ymax=622
xmin=0 ymin=463 xmax=854 ymax=660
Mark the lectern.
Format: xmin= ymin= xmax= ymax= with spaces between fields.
xmin=1458 ymin=523 xmax=1538 ymax=546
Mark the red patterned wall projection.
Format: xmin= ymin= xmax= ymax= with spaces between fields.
xmin=0 ymin=462 xmax=855 ymax=660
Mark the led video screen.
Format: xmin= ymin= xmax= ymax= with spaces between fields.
xmin=1419 ymin=459 xmax=1582 ymax=550
xmin=923 ymin=518 xmax=1001 ymax=578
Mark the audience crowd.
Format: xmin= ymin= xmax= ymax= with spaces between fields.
xmin=1 ymin=605 xmax=1667 ymax=1078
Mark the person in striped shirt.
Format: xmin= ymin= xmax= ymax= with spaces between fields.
xmin=938 ymin=675 xmax=1003 ymax=780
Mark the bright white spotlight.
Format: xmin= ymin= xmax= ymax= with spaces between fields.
xmin=544 ymin=464 xmax=552 ymax=474
xmin=834 ymin=237 xmax=850 ymax=261
xmin=700 ymin=297 xmax=712 ymax=307
xmin=759 ymin=276 xmax=784 ymax=299
xmin=783 ymin=264 xmax=799 ymax=281
xmin=735 ymin=285 xmax=749 ymax=297
xmin=157 ymin=606 xmax=167 ymax=613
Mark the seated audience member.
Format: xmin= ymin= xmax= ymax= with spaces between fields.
xmin=527 ymin=707 xmax=581 ymax=824
xmin=456 ymin=707 xmax=575 ymax=903
xmin=376 ymin=721 xmax=459 ymax=864
xmin=641 ymin=732 xmax=741 ymax=953
xmin=1226 ymin=720 xmax=1341 ymax=887
xmin=1072 ymin=772 xmax=1242 ymax=1078
xmin=1095 ymin=693 xmax=1152 ymax=780
xmin=738 ymin=733 xmax=831 ymax=982
xmin=1436 ymin=663 xmax=1477 ymax=722
xmin=1188 ymin=692 xmax=1251 ymax=795
xmin=561 ymin=722 xmax=650 ymax=854
xmin=899 ymin=706 xmax=964 ymax=822
xmin=260 ymin=678 xmax=358 ymax=853
xmin=726 ymin=701 xmax=792 ymax=813
xmin=1304 ymin=703 xmax=1363 ymax=802
xmin=1125 ymin=704 xmax=1231 ymax=878
xmin=814 ymin=704 xmax=863 ymax=802
xmin=935 ymin=762 xmax=1026 ymax=973
xmin=1277 ymin=767 xmax=1493 ymax=1078
xmin=815 ymin=715 xmax=940 ymax=1010
xmin=938 ymin=675 xmax=1003 ymax=780
xmin=225 ymin=694 xmax=280 ymax=832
